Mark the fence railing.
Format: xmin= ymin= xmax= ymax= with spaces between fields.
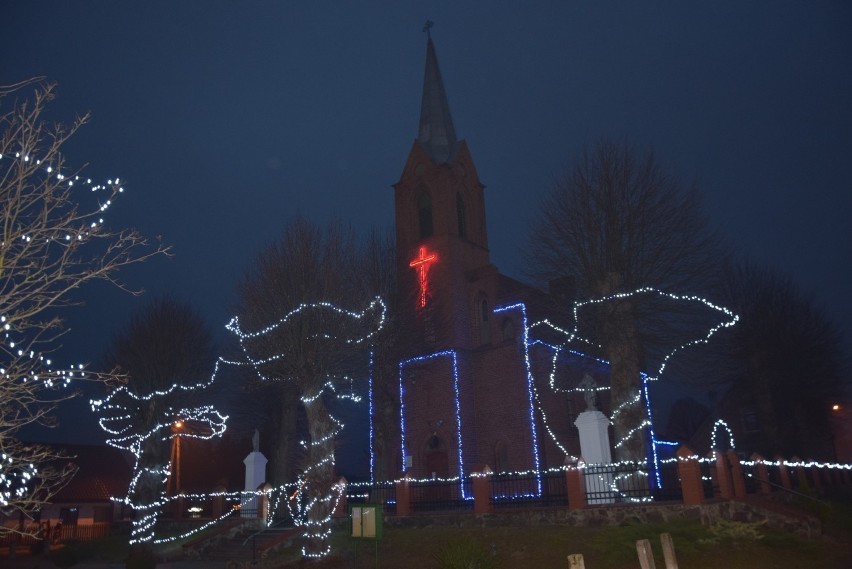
xmin=0 ymin=522 xmax=113 ymax=546
xmin=491 ymin=469 xmax=567 ymax=508
xmin=355 ymin=449 xmax=852 ymax=517
xmin=409 ymin=478 xmax=472 ymax=513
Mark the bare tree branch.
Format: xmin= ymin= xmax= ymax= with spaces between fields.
xmin=0 ymin=79 xmax=169 ymax=537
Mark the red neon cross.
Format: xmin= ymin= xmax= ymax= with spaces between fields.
xmin=409 ymin=246 xmax=438 ymax=309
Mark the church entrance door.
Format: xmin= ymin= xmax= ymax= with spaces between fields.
xmin=422 ymin=435 xmax=450 ymax=506
xmin=425 ymin=449 xmax=448 ymax=479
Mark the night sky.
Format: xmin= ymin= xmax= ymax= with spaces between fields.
xmin=3 ymin=2 xmax=851 ymax=445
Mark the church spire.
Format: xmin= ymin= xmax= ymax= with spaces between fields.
xmin=418 ymin=23 xmax=458 ymax=164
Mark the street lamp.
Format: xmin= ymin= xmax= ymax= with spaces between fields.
xmin=169 ymin=420 xmax=183 ymax=497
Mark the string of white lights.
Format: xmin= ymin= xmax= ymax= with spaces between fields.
xmin=91 ymin=357 xmax=230 ymax=544
xmin=229 ymin=298 xmax=385 ymax=559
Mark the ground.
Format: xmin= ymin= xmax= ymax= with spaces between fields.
xmin=3 ymin=488 xmax=851 ymax=568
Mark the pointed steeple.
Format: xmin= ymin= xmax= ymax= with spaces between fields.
xmin=418 ymin=28 xmax=458 ymax=164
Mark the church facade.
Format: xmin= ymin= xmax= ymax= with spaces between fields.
xmin=369 ymin=35 xmax=637 ymax=485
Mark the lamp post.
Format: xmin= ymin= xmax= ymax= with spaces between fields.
xmin=169 ymin=420 xmax=183 ymax=518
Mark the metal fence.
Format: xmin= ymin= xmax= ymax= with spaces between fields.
xmin=491 ymin=469 xmax=567 ymax=508
xmin=0 ymin=522 xmax=112 ymax=547
xmin=347 ymin=481 xmax=397 ymax=515
xmin=649 ymin=460 xmax=682 ymax=502
xmin=700 ymin=459 xmax=717 ymax=499
xmin=409 ymin=478 xmax=472 ymax=513
xmin=583 ymin=463 xmax=655 ymax=504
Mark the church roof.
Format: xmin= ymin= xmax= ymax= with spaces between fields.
xmin=418 ymin=35 xmax=458 ymax=164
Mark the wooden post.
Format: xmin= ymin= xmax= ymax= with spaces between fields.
xmin=660 ymin=533 xmax=678 ymax=569
xmin=567 ymin=553 xmax=586 ymax=569
xmin=751 ymin=453 xmax=772 ymax=494
xmin=566 ymin=458 xmax=586 ymax=510
xmin=473 ymin=466 xmax=493 ymax=514
xmin=676 ymin=446 xmax=703 ymax=505
xmin=714 ymin=450 xmax=734 ymax=500
xmin=726 ymin=451 xmax=746 ymax=498
xmin=636 ymin=539 xmax=657 ymax=569
xmin=776 ymin=456 xmax=792 ymax=490
xmin=395 ymin=475 xmax=411 ymax=516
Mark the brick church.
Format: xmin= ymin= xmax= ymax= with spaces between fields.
xmin=369 ymin=34 xmax=644 ymax=485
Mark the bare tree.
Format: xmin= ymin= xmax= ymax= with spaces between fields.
xmin=715 ymin=260 xmax=848 ymax=458
xmin=231 ymin=217 xmax=384 ymax=558
xmin=95 ymin=297 xmax=220 ymax=545
xmin=0 ymin=79 xmax=167 ymax=538
xmin=528 ymin=140 xmax=722 ymax=462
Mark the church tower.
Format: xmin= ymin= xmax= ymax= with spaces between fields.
xmin=382 ymin=30 xmax=602 ymax=483
xmin=394 ymin=32 xmax=499 ymax=352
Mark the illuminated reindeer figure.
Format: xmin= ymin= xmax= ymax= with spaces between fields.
xmin=227 ymin=297 xmax=385 ymax=559
xmin=91 ymin=366 xmax=227 ymax=545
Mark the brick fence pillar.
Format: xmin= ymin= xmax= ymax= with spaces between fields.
xmin=811 ymin=466 xmax=823 ymax=494
xmin=776 ymin=456 xmax=792 ymax=490
xmin=792 ymin=457 xmax=808 ymax=490
xmin=395 ymin=475 xmax=411 ymax=516
xmin=566 ymin=457 xmax=586 ymax=510
xmin=751 ymin=453 xmax=771 ymax=495
xmin=714 ymin=450 xmax=733 ymax=500
xmin=726 ymin=450 xmax=746 ymax=499
xmin=677 ymin=446 xmax=703 ymax=505
xmin=473 ymin=466 xmax=493 ymax=514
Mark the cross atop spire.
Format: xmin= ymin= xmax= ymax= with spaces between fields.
xmin=417 ymin=25 xmax=458 ymax=164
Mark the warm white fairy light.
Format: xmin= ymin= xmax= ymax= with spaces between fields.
xmin=1 ymin=148 xmax=138 ymax=518
xmin=229 ymin=298 xmax=385 ymax=559
xmin=523 ymin=287 xmax=739 ymax=490
xmin=91 ymin=358 xmax=230 ymax=545
xmin=710 ymin=419 xmax=736 ymax=450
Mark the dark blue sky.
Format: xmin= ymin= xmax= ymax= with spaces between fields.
xmin=3 ymin=2 xmax=851 ymax=442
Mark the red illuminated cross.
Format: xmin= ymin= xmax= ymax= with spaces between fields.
xmin=409 ymin=246 xmax=438 ymax=309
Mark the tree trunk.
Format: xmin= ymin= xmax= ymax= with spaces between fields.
xmin=602 ymin=296 xmax=647 ymax=464
xmin=300 ymin=397 xmax=337 ymax=559
xmin=272 ymin=386 xmax=299 ymax=488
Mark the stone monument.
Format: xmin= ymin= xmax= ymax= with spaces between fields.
xmin=242 ymin=428 xmax=268 ymax=518
xmin=573 ymin=374 xmax=614 ymax=504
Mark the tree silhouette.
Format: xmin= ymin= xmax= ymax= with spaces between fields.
xmin=527 ymin=140 xmax=722 ymax=462
xmin=94 ymin=297 xmax=223 ymax=546
xmin=232 ymin=218 xmax=384 ymax=558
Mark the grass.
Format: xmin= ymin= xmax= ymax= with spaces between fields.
xmin=6 ymin=491 xmax=851 ymax=568
xmin=266 ymin=515 xmax=851 ymax=569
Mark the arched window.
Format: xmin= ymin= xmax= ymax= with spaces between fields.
xmin=456 ymin=192 xmax=467 ymax=238
xmin=501 ymin=317 xmax=516 ymax=342
xmin=417 ymin=191 xmax=433 ymax=239
xmin=475 ymin=293 xmax=490 ymax=345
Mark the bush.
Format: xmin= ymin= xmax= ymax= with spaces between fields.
xmin=126 ymin=547 xmax=157 ymax=569
xmin=699 ymin=520 xmax=765 ymax=546
xmin=435 ymin=537 xmax=499 ymax=569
